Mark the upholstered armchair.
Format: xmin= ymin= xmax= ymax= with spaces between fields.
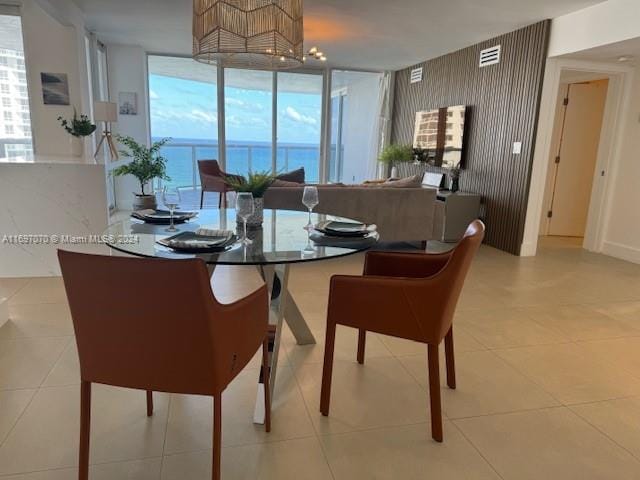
xmin=198 ymin=159 xmax=241 ymax=209
xmin=320 ymin=220 xmax=485 ymax=442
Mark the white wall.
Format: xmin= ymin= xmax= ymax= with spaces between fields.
xmin=601 ymin=64 xmax=640 ymax=262
xmin=549 ymin=0 xmax=640 ymax=58
xmin=106 ymin=44 xmax=151 ymax=210
xmin=21 ymin=0 xmax=85 ymax=157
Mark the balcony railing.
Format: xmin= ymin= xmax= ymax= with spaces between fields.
xmin=159 ymin=142 xmax=321 ymax=189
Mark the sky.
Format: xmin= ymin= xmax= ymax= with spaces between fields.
xmin=149 ymin=74 xmax=322 ymax=145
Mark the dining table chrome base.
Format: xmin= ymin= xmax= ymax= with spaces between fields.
xmin=253 ymin=263 xmax=316 ymax=424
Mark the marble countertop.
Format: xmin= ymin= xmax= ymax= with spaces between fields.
xmin=0 ymin=155 xmax=99 ymax=165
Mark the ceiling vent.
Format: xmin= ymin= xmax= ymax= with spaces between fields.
xmin=410 ymin=67 xmax=423 ymax=84
xmin=479 ymin=45 xmax=501 ymax=67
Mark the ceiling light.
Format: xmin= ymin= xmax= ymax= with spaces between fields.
xmin=617 ymin=55 xmax=632 ymax=62
xmin=193 ymin=0 xmax=304 ymax=70
xmin=305 ymin=46 xmax=328 ymax=63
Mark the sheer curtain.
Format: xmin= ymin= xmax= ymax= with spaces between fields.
xmin=368 ymin=72 xmax=393 ymax=181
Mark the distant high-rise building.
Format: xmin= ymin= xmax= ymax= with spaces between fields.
xmin=0 ymin=14 xmax=32 ymax=159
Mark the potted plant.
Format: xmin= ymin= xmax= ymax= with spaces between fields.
xmin=57 ymin=109 xmax=97 ymax=157
xmin=378 ymin=144 xmax=414 ymax=178
xmin=447 ymin=165 xmax=462 ymax=193
xmin=112 ymin=135 xmax=171 ymax=210
xmin=223 ymin=171 xmax=275 ymax=227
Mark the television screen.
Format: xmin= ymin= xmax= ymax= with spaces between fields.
xmin=412 ymin=105 xmax=466 ymax=169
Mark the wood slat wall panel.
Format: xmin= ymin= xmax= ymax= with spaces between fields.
xmin=391 ymin=21 xmax=550 ymax=254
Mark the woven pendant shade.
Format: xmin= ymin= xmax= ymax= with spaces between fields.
xmin=193 ymin=0 xmax=304 ymax=70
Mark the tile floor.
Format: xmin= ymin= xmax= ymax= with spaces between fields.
xmin=2 ymin=237 xmax=640 ymax=479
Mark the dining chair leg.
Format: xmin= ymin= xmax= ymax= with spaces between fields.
xmin=262 ymin=337 xmax=271 ymax=433
xmin=79 ymin=381 xmax=91 ymax=480
xmin=200 ymin=190 xmax=205 ymax=209
xmin=212 ymin=393 xmax=222 ymax=480
xmin=427 ymin=344 xmax=443 ymax=442
xmin=357 ymin=329 xmax=366 ymax=365
xmin=320 ymin=321 xmax=337 ymax=416
xmin=146 ymin=390 xmax=153 ymax=417
xmin=444 ymin=327 xmax=456 ymax=389
xmin=218 ymin=192 xmax=222 ymax=209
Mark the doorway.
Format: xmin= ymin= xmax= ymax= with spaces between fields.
xmin=540 ymin=77 xmax=609 ymax=240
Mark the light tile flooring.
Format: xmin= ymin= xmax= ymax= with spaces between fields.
xmin=2 ymin=237 xmax=640 ymax=478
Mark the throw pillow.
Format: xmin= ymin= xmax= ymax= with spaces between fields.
xmin=276 ymin=167 xmax=305 ymax=183
xmin=271 ymin=179 xmax=303 ymax=187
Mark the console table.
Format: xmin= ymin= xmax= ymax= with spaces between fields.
xmin=433 ymin=191 xmax=481 ymax=242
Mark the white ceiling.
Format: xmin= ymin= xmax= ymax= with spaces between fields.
xmin=563 ymin=36 xmax=640 ymax=65
xmin=73 ymin=0 xmax=605 ymax=71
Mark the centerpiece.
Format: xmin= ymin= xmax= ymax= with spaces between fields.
xmin=223 ymin=171 xmax=275 ymax=227
xmin=112 ymin=135 xmax=171 ymax=210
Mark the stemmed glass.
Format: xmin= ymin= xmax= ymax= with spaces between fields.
xmin=302 ymin=186 xmax=319 ymax=231
xmin=236 ymin=192 xmax=254 ymax=245
xmin=162 ymin=186 xmax=181 ymax=232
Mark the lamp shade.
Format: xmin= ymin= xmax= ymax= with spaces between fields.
xmin=94 ymin=101 xmax=118 ymax=122
xmin=193 ymin=0 xmax=304 ymax=70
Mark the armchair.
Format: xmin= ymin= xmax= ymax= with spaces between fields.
xmin=320 ymin=220 xmax=485 ymax=442
xmin=198 ymin=159 xmax=242 ymax=209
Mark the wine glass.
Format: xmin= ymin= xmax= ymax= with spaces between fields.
xmin=302 ymin=186 xmax=319 ymax=230
xmin=162 ymin=186 xmax=181 ymax=232
xmin=236 ymin=192 xmax=254 ymax=245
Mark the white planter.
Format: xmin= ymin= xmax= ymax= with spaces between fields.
xmin=69 ymin=136 xmax=84 ymax=157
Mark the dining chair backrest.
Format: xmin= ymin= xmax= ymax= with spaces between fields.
xmin=410 ymin=220 xmax=485 ymax=342
xmin=58 ymin=250 xmax=267 ymax=396
xmin=198 ymin=159 xmax=222 ymax=178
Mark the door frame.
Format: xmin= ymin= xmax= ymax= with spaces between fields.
xmin=521 ymin=58 xmax=635 ymax=256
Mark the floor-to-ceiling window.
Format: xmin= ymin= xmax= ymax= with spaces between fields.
xmin=329 ymin=70 xmax=385 ymax=184
xmin=277 ymin=72 xmax=322 ymax=183
xmin=147 ymin=55 xmax=385 ymax=201
xmin=148 ymin=56 xmax=218 ymax=195
xmin=0 ymin=9 xmax=32 ymax=160
xmin=224 ymin=68 xmax=272 ymax=177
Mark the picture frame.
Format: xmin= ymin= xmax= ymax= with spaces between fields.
xmin=41 ymin=72 xmax=70 ymax=106
xmin=118 ymin=92 xmax=138 ymax=115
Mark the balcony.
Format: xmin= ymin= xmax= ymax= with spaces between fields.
xmin=157 ymin=141 xmax=321 ymax=208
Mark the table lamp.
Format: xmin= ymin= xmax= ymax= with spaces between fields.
xmin=94 ymin=101 xmax=119 ymax=161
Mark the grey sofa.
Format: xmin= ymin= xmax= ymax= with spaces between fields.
xmin=263 ymin=185 xmax=437 ymax=242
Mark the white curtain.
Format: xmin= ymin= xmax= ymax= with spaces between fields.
xmin=367 ymin=71 xmax=393 ymax=180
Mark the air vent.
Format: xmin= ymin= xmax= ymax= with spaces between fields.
xmin=479 ymin=45 xmax=501 ymax=67
xmin=410 ymin=67 xmax=423 ymax=84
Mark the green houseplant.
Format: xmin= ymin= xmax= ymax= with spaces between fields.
xmin=223 ymin=171 xmax=275 ymax=226
xmin=112 ymin=135 xmax=171 ymax=210
xmin=57 ymin=109 xmax=97 ymax=157
xmin=379 ymin=144 xmax=414 ymax=178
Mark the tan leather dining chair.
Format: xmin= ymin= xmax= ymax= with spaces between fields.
xmin=320 ymin=220 xmax=485 ymax=442
xmin=57 ymin=250 xmax=270 ymax=480
xmin=198 ymin=159 xmax=241 ymax=209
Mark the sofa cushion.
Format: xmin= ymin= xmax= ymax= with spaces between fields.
xmin=384 ymin=174 xmax=423 ymax=188
xmin=276 ymin=167 xmax=305 ymax=183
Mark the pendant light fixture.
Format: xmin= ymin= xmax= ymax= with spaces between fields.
xmin=193 ymin=0 xmax=304 ymax=70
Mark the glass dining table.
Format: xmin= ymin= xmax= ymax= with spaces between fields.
xmin=104 ymin=208 xmax=378 ymax=424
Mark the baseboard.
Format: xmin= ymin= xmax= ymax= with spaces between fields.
xmin=602 ymin=241 xmax=640 ymax=264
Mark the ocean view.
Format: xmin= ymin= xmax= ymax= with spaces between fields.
xmin=157 ymin=138 xmax=321 ymax=188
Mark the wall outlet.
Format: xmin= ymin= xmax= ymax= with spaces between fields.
xmin=512 ymin=142 xmax=522 ymax=155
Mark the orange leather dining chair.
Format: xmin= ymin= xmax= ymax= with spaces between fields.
xmin=198 ymin=159 xmax=241 ymax=209
xmin=320 ymin=220 xmax=485 ymax=442
xmin=57 ymin=250 xmax=270 ymax=480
